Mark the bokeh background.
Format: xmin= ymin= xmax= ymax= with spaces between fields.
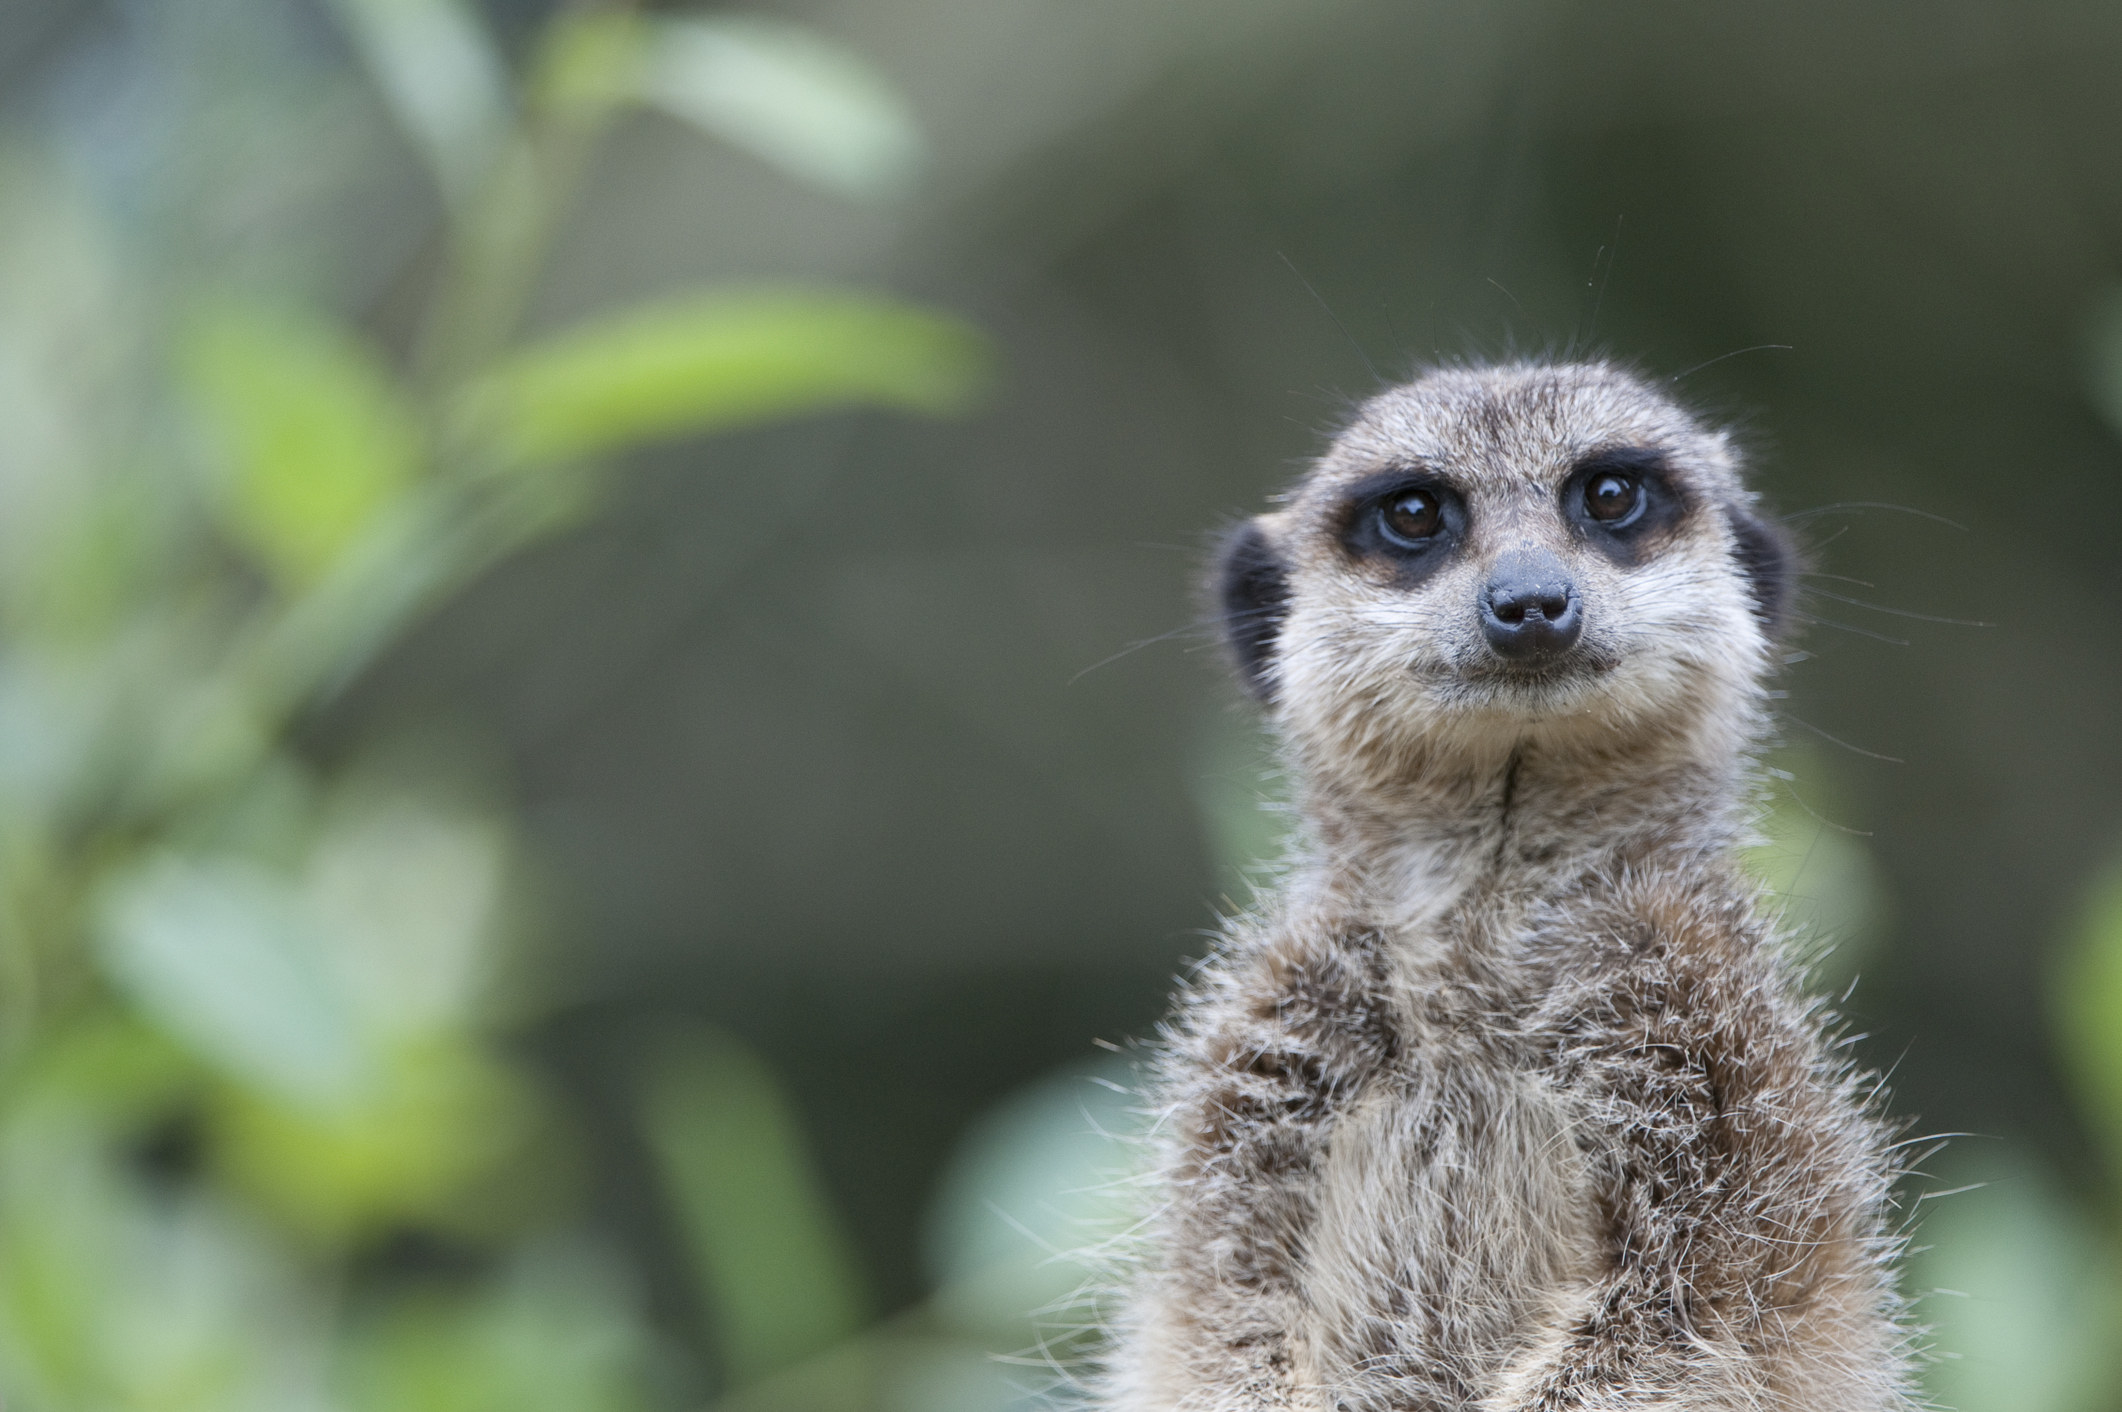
xmin=2 ymin=2 xmax=2122 ymax=1409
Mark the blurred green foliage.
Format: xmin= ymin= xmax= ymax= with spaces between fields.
xmin=0 ymin=4 xmax=2117 ymax=1412
xmin=0 ymin=1 xmax=994 ymax=1407
xmin=635 ymin=1022 xmax=869 ymax=1385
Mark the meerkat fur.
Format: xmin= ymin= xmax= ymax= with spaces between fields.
xmin=1103 ymin=362 xmax=1916 ymax=1412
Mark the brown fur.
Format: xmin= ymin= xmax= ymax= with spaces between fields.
xmin=1104 ymin=364 xmax=1914 ymax=1411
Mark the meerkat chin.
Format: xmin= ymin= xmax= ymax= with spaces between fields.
xmin=1103 ymin=362 xmax=1915 ymax=1412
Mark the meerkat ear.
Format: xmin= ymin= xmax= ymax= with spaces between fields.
xmin=1215 ymin=519 xmax=1291 ymax=703
xmin=1728 ymin=503 xmax=1798 ymax=641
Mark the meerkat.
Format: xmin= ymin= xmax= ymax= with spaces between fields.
xmin=1103 ymin=362 xmax=1914 ymax=1412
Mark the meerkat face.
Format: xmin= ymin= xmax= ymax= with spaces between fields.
xmin=1217 ymin=362 xmax=1794 ymax=770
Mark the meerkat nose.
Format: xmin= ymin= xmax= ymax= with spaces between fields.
xmin=1480 ymin=550 xmax=1584 ymax=663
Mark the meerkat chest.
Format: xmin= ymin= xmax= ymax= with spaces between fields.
xmin=1291 ymin=913 xmax=1599 ymax=1386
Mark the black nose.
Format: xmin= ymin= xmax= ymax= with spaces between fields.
xmin=1480 ymin=554 xmax=1583 ymax=663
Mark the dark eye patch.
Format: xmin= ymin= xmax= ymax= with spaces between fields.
xmin=1561 ymin=446 xmax=1688 ymax=564
xmin=1336 ymin=468 xmax=1468 ymax=585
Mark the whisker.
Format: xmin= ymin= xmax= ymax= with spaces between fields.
xmin=1801 ymin=586 xmax=1990 ymax=627
xmin=1668 ymin=343 xmax=1795 ymax=382
xmin=1486 ymin=277 xmax=1530 ymax=322
xmin=1782 ymin=502 xmax=1969 ymax=533
xmin=1785 ymin=714 xmax=1906 ymax=764
xmin=1774 ymin=774 xmax=1875 ymax=836
xmin=1586 ymin=214 xmax=1624 ymax=343
xmin=1806 ymin=524 xmax=1854 ymax=552
xmin=1883 ymin=1132 xmax=1981 ymax=1153
xmin=1069 ymin=617 xmax=1228 ymax=683
xmin=1793 ymin=613 xmax=1911 ymax=647
xmin=1277 ymin=251 xmax=1380 ymax=384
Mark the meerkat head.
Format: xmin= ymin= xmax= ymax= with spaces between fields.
xmin=1217 ymin=362 xmax=1795 ymax=784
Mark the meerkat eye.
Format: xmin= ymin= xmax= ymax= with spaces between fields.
xmin=1378 ymin=489 xmax=1443 ymax=545
xmin=1339 ymin=473 xmax=1463 ymax=570
xmin=1583 ymin=472 xmax=1643 ymax=525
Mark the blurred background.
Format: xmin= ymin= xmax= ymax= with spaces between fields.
xmin=1 ymin=1 xmax=2121 ymax=1409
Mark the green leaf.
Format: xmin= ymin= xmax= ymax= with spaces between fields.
xmin=464 ymin=288 xmax=988 ymax=465
xmin=923 ymin=1061 xmax=1143 ymax=1340
xmin=4 ymin=1012 xmax=200 ymax=1132
xmin=2055 ymin=863 xmax=2122 ymax=1170
xmin=343 ymin=1240 xmax=651 ymax=1412
xmin=94 ymin=854 xmax=370 ymax=1107
xmin=1905 ymin=1150 xmax=2116 ymax=1412
xmin=641 ymin=16 xmax=925 ymax=201
xmin=0 ymin=1114 xmax=321 ymax=1412
xmin=209 ymin=1036 xmax=549 ymax=1252
xmin=329 ymin=0 xmax=509 ymax=204
xmin=181 ymin=299 xmax=422 ymax=587
xmin=633 ymin=1023 xmax=867 ymax=1385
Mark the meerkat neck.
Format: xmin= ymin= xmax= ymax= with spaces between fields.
xmin=1283 ymin=708 xmax=1759 ymax=932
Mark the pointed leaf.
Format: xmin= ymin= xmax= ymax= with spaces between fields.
xmin=633 ymin=1023 xmax=867 ymax=1384
xmin=181 ymin=299 xmax=422 ymax=587
xmin=331 ymin=0 xmax=509 ymax=203
xmin=642 ymin=16 xmax=924 ymax=200
xmin=464 ymin=288 xmax=987 ymax=465
xmin=2056 ymin=864 xmax=2122 ymax=1168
